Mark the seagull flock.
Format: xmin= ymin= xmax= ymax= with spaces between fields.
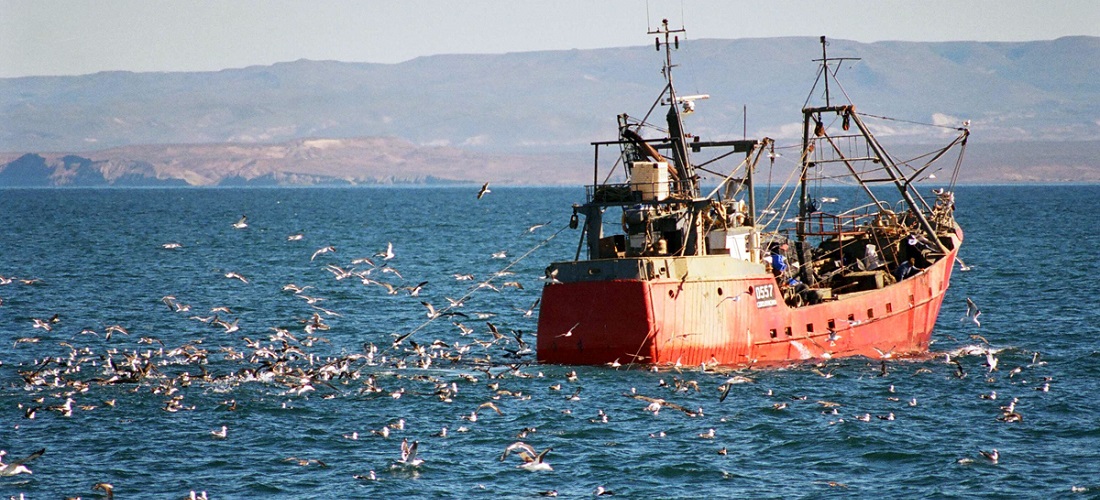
xmin=0 ymin=200 xmax=1073 ymax=496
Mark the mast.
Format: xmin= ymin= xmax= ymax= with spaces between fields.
xmin=799 ymin=108 xmax=811 ymax=247
xmin=847 ymin=112 xmax=951 ymax=254
xmin=801 ymin=36 xmax=950 ymax=255
xmin=650 ymin=19 xmax=696 ymax=197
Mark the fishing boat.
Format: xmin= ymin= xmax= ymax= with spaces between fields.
xmin=536 ymin=21 xmax=969 ymax=368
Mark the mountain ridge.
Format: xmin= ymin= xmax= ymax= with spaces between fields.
xmin=2 ymin=36 xmax=1098 ymax=185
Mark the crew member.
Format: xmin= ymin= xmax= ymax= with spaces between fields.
xmin=894 ymin=257 xmax=920 ymax=281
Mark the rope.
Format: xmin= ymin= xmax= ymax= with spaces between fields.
xmin=624 ymin=327 xmax=661 ymax=371
xmin=857 ymin=112 xmax=964 ymax=131
xmin=949 ymin=131 xmax=969 ymax=191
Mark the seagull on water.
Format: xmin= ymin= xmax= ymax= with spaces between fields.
xmin=371 ymin=426 xmax=391 ymax=439
xmin=211 ymin=425 xmax=228 ymax=439
xmin=979 ymin=448 xmax=999 ymax=464
xmin=353 ymin=470 xmax=378 ymax=481
xmin=93 ymin=482 xmax=115 ymax=499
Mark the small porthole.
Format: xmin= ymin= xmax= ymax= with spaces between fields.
xmin=748 ymin=286 xmax=754 ymax=294
xmin=769 ymin=328 xmax=777 ymax=339
xmin=784 ymin=326 xmax=792 ymax=337
xmin=668 ymin=290 xmax=675 ymax=298
xmin=717 ymin=287 xmax=724 ymax=296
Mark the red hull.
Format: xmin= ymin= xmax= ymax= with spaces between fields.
xmin=537 ymin=231 xmax=961 ymax=367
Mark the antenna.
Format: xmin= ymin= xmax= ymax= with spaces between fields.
xmin=648 ymin=18 xmax=695 ymax=196
xmin=650 ymin=19 xmax=686 ymax=103
xmin=813 ymin=36 xmax=860 ymax=107
xmin=650 ymin=18 xmax=685 ymax=53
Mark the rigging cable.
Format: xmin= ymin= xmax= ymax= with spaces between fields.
xmin=383 ymin=223 xmax=570 ymax=357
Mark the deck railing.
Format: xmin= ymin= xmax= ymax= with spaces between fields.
xmin=800 ymin=212 xmax=872 ymax=237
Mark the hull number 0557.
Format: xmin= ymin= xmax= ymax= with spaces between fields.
xmin=755 ymin=284 xmax=777 ymax=308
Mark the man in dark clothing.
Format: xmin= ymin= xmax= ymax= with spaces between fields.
xmin=894 ymin=258 xmax=920 ymax=281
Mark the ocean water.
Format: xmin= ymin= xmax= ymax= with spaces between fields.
xmin=1 ymin=185 xmax=1099 ymax=498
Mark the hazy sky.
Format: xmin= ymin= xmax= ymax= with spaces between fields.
xmin=3 ymin=0 xmax=1099 ymax=78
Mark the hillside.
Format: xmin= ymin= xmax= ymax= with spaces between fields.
xmin=2 ymin=36 xmax=1099 ymax=185
xmin=0 ymin=138 xmax=586 ymax=186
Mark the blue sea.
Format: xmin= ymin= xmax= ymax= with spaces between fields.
xmin=1 ymin=185 xmax=1099 ymax=498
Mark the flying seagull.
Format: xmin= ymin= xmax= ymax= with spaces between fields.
xmin=376 ymin=242 xmax=395 ymax=261
xmin=396 ymin=438 xmax=423 ymax=467
xmin=0 ymin=448 xmax=45 ymax=476
xmin=500 ymin=442 xmax=553 ymax=471
xmin=477 ymin=182 xmax=491 ymax=199
xmin=311 ymin=245 xmax=335 ymax=261
xmin=962 ymin=297 xmax=982 ymax=327
xmin=556 ymin=322 xmax=581 ymax=338
xmin=526 ymin=221 xmax=551 ymax=233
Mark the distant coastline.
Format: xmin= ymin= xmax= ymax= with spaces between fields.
xmin=4 ymin=37 xmax=1099 ymax=185
xmin=3 ymin=137 xmax=1097 ymax=186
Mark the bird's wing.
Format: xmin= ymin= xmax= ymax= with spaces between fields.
xmin=501 ymin=441 xmax=537 ymax=461
xmin=624 ymin=393 xmax=662 ymax=404
xmin=661 ymin=400 xmax=697 ymax=416
xmin=719 ymin=383 xmax=732 ymax=403
xmin=9 ymin=448 xmax=44 ymax=466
